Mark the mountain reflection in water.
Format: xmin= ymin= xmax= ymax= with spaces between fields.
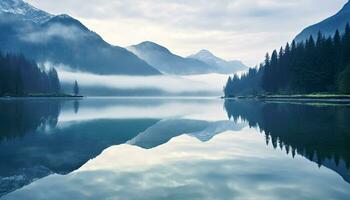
xmin=0 ymin=98 xmax=349 ymax=199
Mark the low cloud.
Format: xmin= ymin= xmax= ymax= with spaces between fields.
xmin=20 ymin=23 xmax=88 ymax=43
xmin=57 ymin=69 xmax=227 ymax=94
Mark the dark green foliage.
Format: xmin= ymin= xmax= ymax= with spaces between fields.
xmin=0 ymin=53 xmax=60 ymax=96
xmin=73 ymin=80 xmax=79 ymax=96
xmin=224 ymin=23 xmax=350 ymax=96
xmin=224 ymin=67 xmax=263 ymax=97
xmin=338 ymin=64 xmax=350 ymax=94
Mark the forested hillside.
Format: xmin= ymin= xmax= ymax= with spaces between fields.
xmin=0 ymin=53 xmax=60 ymax=96
xmin=224 ymin=24 xmax=350 ymax=96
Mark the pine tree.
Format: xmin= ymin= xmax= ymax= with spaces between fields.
xmin=262 ymin=53 xmax=271 ymax=92
xmin=48 ymin=68 xmax=61 ymax=93
xmin=0 ymin=52 xmax=60 ymax=97
xmin=223 ymin=24 xmax=350 ymax=96
xmin=270 ymin=50 xmax=279 ymax=93
xmin=342 ymin=23 xmax=350 ymax=69
xmin=73 ymin=80 xmax=79 ymax=96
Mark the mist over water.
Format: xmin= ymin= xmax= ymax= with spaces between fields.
xmin=57 ymin=69 xmax=229 ymax=96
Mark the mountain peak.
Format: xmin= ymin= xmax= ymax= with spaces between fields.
xmin=132 ymin=41 xmax=171 ymax=53
xmin=49 ymin=14 xmax=77 ymax=24
xmin=0 ymin=0 xmax=53 ymax=23
xmin=191 ymin=49 xmax=217 ymax=60
xmin=198 ymin=49 xmax=214 ymax=55
xmin=189 ymin=49 xmax=247 ymax=73
xmin=55 ymin=14 xmax=72 ymax=19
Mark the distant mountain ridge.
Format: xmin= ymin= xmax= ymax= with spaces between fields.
xmin=295 ymin=1 xmax=350 ymax=42
xmin=189 ymin=49 xmax=247 ymax=74
xmin=0 ymin=0 xmax=161 ymax=75
xmin=127 ymin=41 xmax=221 ymax=75
xmin=128 ymin=42 xmax=246 ymax=75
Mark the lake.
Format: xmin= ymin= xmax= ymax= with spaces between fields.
xmin=0 ymin=98 xmax=349 ymax=200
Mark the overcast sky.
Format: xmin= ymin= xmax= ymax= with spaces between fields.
xmin=27 ymin=0 xmax=348 ymax=66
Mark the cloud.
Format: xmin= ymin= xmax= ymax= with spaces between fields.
xmin=5 ymin=131 xmax=350 ymax=200
xmin=26 ymin=0 xmax=348 ymax=65
xmin=20 ymin=23 xmax=88 ymax=43
xmin=56 ymin=69 xmax=227 ymax=94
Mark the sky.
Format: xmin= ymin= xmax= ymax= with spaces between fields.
xmin=27 ymin=0 xmax=348 ymax=66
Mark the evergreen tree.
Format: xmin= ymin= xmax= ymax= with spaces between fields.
xmin=48 ymin=68 xmax=61 ymax=93
xmin=224 ymin=23 xmax=350 ymax=96
xmin=0 ymin=52 xmax=61 ymax=96
xmin=342 ymin=23 xmax=350 ymax=67
xmin=73 ymin=80 xmax=79 ymax=96
xmin=262 ymin=53 xmax=271 ymax=92
xmin=224 ymin=77 xmax=233 ymax=97
xmin=269 ymin=50 xmax=279 ymax=93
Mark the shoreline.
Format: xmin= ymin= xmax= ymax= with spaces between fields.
xmin=222 ymin=94 xmax=350 ymax=102
xmin=0 ymin=94 xmax=84 ymax=99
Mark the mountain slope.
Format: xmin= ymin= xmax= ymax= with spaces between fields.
xmin=128 ymin=119 xmax=245 ymax=149
xmin=0 ymin=0 xmax=53 ymax=23
xmin=295 ymin=1 xmax=350 ymax=42
xmin=189 ymin=49 xmax=247 ymax=74
xmin=127 ymin=41 xmax=221 ymax=75
xmin=0 ymin=0 xmax=161 ymax=75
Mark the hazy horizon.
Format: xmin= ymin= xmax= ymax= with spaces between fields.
xmin=26 ymin=0 xmax=348 ymax=66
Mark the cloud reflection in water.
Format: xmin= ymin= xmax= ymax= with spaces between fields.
xmin=4 ymin=128 xmax=350 ymax=200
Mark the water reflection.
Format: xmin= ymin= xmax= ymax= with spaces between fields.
xmin=73 ymin=100 xmax=80 ymax=114
xmin=0 ymin=98 xmax=228 ymax=197
xmin=0 ymin=99 xmax=60 ymax=142
xmin=0 ymin=98 xmax=350 ymax=199
xmin=0 ymin=99 xmax=161 ymax=196
xmin=128 ymin=119 xmax=245 ymax=149
xmin=3 ymin=132 xmax=350 ymax=200
xmin=224 ymin=100 xmax=350 ymax=183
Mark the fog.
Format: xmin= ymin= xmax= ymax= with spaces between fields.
xmin=57 ymin=69 xmax=229 ymax=95
xmin=20 ymin=23 xmax=88 ymax=43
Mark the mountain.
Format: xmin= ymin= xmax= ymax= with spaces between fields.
xmin=0 ymin=0 xmax=53 ymax=23
xmin=188 ymin=49 xmax=247 ymax=74
xmin=295 ymin=1 xmax=350 ymax=42
xmin=128 ymin=119 xmax=245 ymax=149
xmin=127 ymin=41 xmax=224 ymax=75
xmin=0 ymin=0 xmax=161 ymax=75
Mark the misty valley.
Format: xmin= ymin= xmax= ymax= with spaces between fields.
xmin=1 ymin=0 xmax=350 ymax=199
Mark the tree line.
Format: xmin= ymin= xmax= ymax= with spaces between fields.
xmin=224 ymin=23 xmax=350 ymax=96
xmin=224 ymin=100 xmax=350 ymax=172
xmin=0 ymin=53 xmax=60 ymax=96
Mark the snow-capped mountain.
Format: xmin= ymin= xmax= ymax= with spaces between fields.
xmin=189 ymin=49 xmax=247 ymax=74
xmin=0 ymin=0 xmax=53 ymax=23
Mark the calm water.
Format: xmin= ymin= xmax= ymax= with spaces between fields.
xmin=0 ymin=98 xmax=349 ymax=200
